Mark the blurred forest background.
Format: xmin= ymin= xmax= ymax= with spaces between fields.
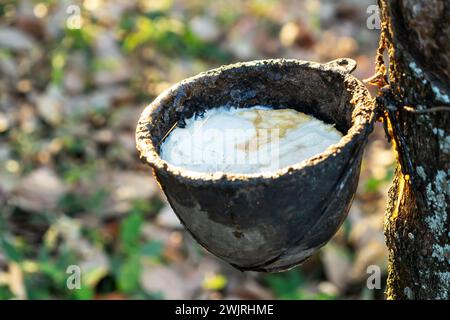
xmin=0 ymin=0 xmax=394 ymax=299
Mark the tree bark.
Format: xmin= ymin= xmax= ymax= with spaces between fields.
xmin=378 ymin=0 xmax=449 ymax=299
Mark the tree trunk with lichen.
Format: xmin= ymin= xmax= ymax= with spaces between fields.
xmin=377 ymin=0 xmax=449 ymax=299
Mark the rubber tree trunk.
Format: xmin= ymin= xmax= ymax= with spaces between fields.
xmin=377 ymin=0 xmax=449 ymax=299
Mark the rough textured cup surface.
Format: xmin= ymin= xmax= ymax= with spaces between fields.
xmin=136 ymin=59 xmax=375 ymax=272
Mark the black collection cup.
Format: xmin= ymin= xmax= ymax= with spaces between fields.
xmin=136 ymin=59 xmax=375 ymax=272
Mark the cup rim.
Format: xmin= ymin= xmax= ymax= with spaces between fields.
xmin=136 ymin=59 xmax=375 ymax=184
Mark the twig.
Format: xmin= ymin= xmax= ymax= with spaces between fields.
xmin=159 ymin=122 xmax=178 ymax=146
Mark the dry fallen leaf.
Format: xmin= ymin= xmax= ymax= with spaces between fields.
xmin=13 ymin=167 xmax=67 ymax=212
xmin=112 ymin=171 xmax=159 ymax=202
xmin=33 ymin=86 xmax=64 ymax=126
xmin=0 ymin=27 xmax=37 ymax=51
xmin=321 ymin=242 xmax=352 ymax=291
xmin=140 ymin=265 xmax=192 ymax=299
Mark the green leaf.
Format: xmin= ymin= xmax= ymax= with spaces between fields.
xmin=264 ymin=269 xmax=305 ymax=299
xmin=365 ymin=177 xmax=382 ymax=193
xmin=0 ymin=237 xmax=23 ymax=262
xmin=86 ymin=189 xmax=108 ymax=214
xmin=117 ymin=255 xmax=141 ymax=294
xmin=131 ymin=199 xmax=162 ymax=218
xmin=139 ymin=241 xmax=163 ymax=258
xmin=314 ymin=292 xmax=337 ymax=300
xmin=72 ymin=286 xmax=95 ymax=300
xmin=0 ymin=285 xmax=14 ymax=300
xmin=120 ymin=212 xmax=143 ymax=253
xmin=39 ymin=262 xmax=66 ymax=284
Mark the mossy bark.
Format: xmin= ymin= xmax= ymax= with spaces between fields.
xmin=378 ymin=0 xmax=449 ymax=299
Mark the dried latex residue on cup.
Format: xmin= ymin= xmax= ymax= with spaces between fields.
xmin=160 ymin=106 xmax=343 ymax=174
